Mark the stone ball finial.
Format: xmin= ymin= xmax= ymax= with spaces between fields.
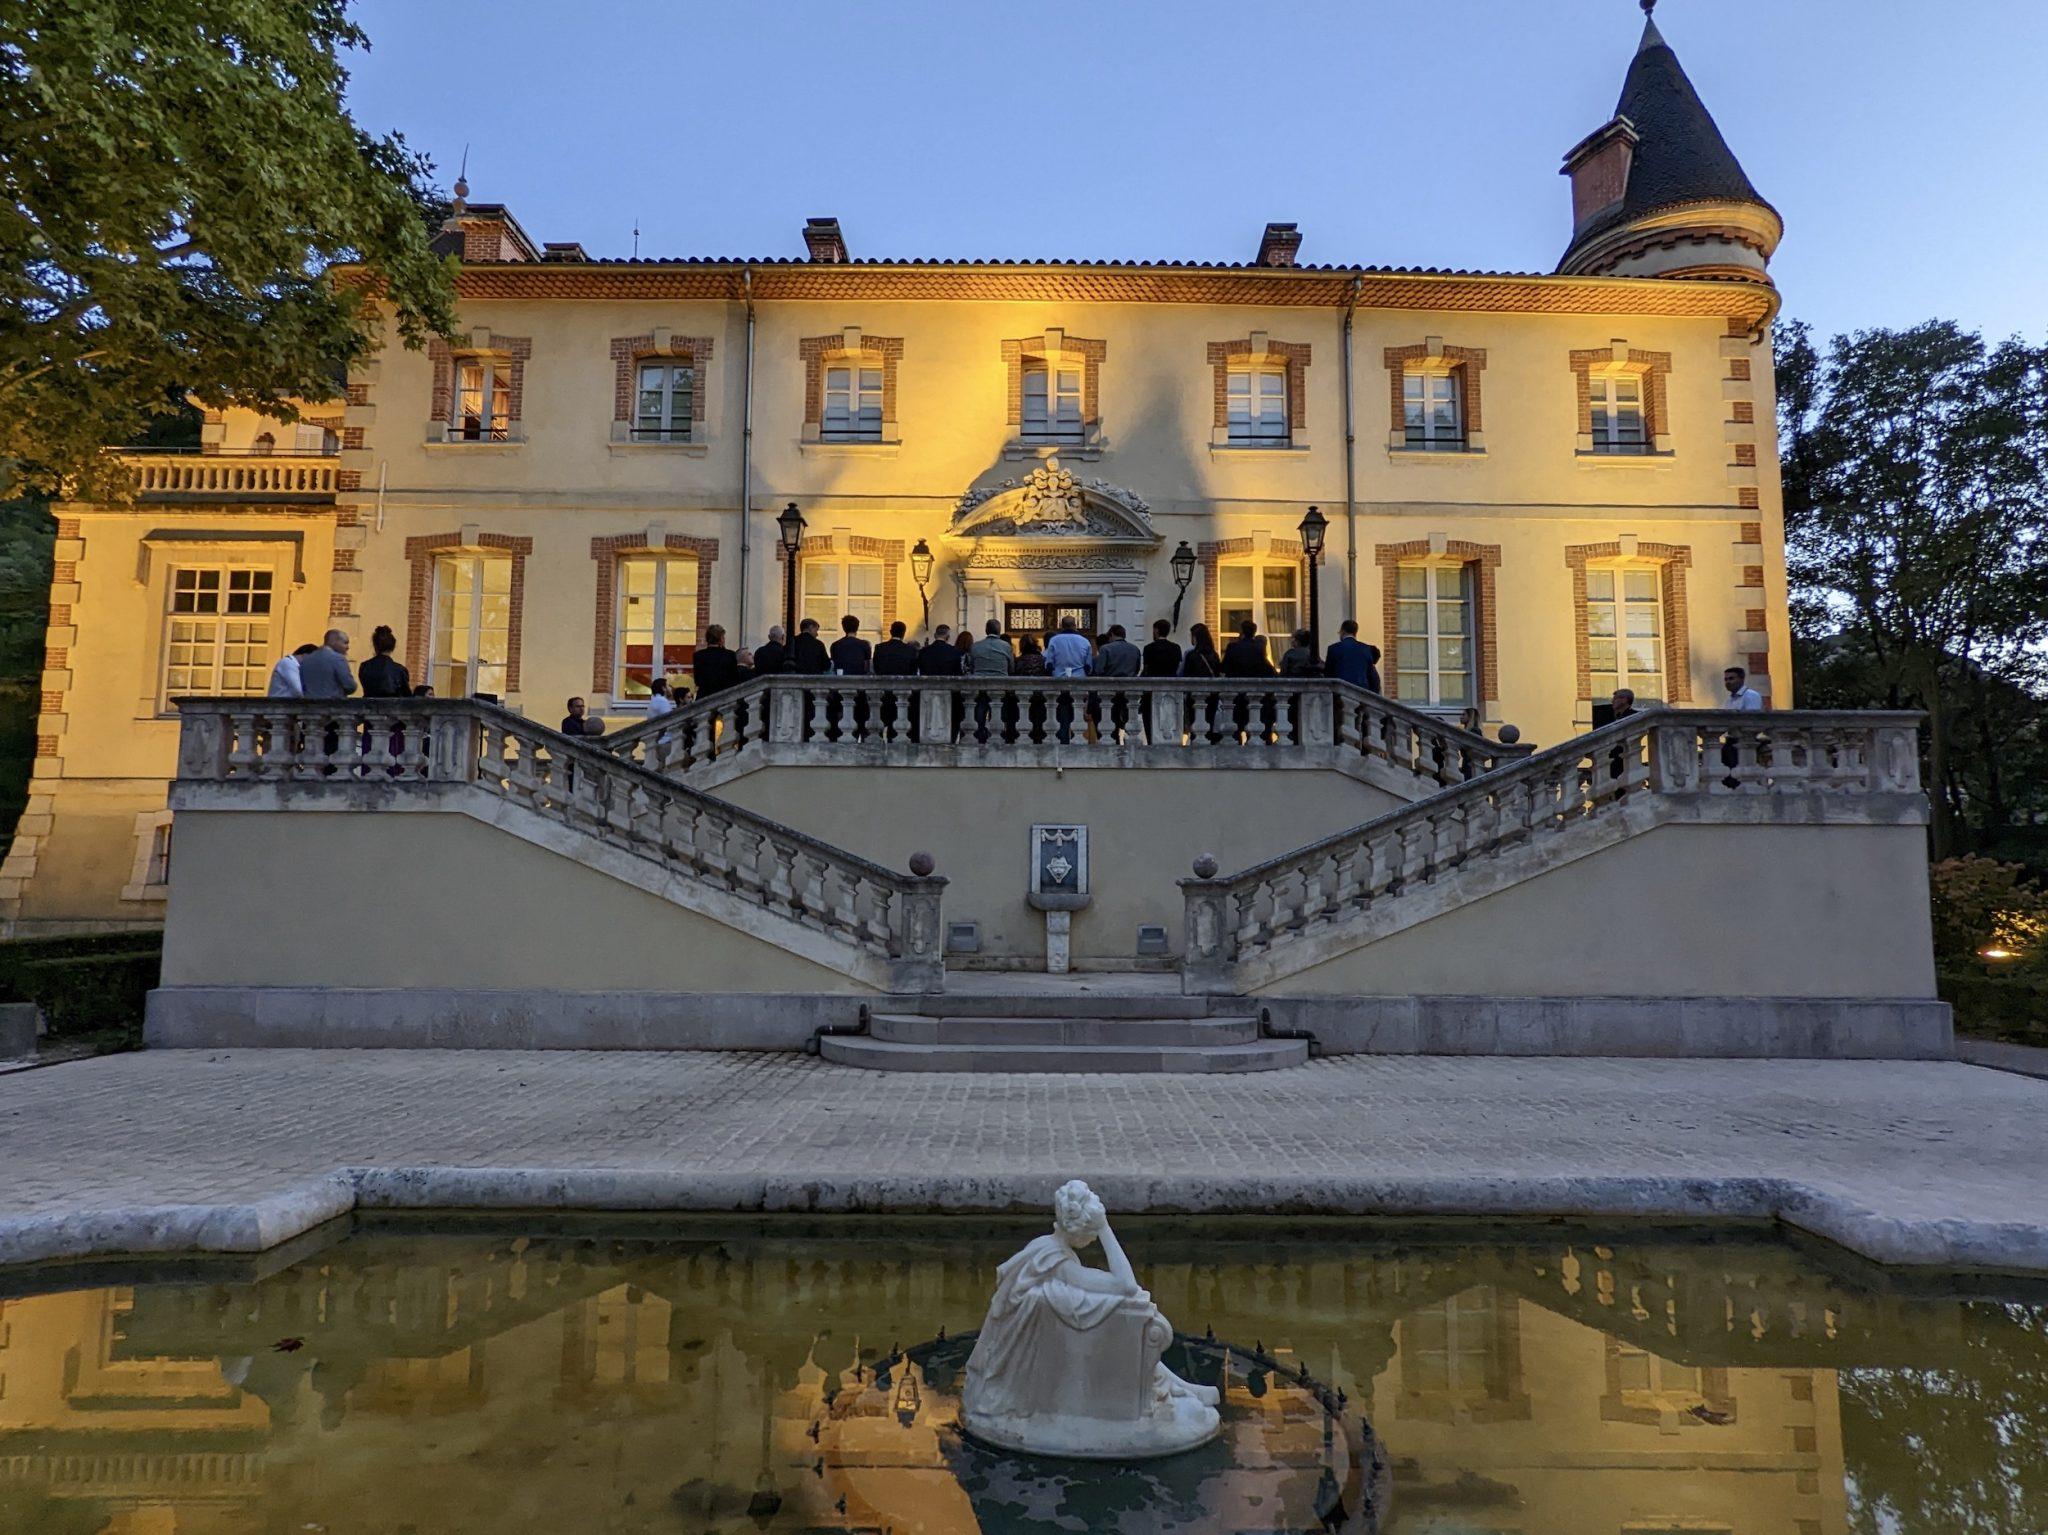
xmin=1497 ymin=724 xmax=1521 ymax=745
xmin=1192 ymin=854 xmax=1219 ymax=880
xmin=909 ymin=851 xmax=936 ymax=877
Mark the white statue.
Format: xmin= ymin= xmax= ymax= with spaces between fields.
xmin=961 ymin=1179 xmax=1221 ymax=1459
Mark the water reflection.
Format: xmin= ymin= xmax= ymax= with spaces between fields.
xmin=0 ymin=1221 xmax=2040 ymax=1533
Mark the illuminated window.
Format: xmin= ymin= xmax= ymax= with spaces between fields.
xmin=431 ymin=553 xmax=512 ymax=697
xmin=161 ymin=567 xmax=273 ymax=700
xmin=1585 ymin=566 xmax=1664 ymax=698
xmin=1218 ymin=561 xmax=1298 ymax=646
xmin=1396 ymin=564 xmax=1476 ymax=707
xmin=1021 ymin=363 xmax=1084 ymax=441
xmin=822 ymin=364 xmax=884 ymax=441
xmin=802 ymin=555 xmax=884 ymax=637
xmin=1589 ymin=371 xmax=1647 ymax=453
xmin=614 ymin=555 xmax=698 ymax=699
xmin=452 ymin=356 xmax=512 ymax=441
xmin=634 ymin=360 xmax=694 ymax=441
xmin=1403 ymin=371 xmax=1463 ymax=449
xmin=1226 ymin=364 xmax=1290 ymax=444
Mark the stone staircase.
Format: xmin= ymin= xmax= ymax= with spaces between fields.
xmin=819 ymin=992 xmax=1306 ymax=1073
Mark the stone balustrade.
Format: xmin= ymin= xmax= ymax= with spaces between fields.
xmin=602 ymin=676 xmax=1527 ymax=791
xmin=1180 ymin=709 xmax=1925 ymax=992
xmin=172 ymin=698 xmax=946 ymax=990
xmin=121 ymin=451 xmax=338 ymax=496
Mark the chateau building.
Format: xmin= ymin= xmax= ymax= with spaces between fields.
xmin=4 ymin=10 xmax=1792 ymax=931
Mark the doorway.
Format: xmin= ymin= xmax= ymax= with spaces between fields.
xmin=1004 ymin=600 xmax=1099 ymax=642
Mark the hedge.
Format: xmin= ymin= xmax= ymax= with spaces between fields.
xmin=0 ymin=931 xmax=161 ymax=1046
xmin=1939 ymin=966 xmax=2048 ymax=1044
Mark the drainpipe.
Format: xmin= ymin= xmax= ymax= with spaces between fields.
xmin=736 ymin=266 xmax=757 ymax=644
xmin=1341 ymin=275 xmax=1362 ymax=612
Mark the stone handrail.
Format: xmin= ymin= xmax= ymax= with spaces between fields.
xmin=120 ymin=452 xmax=338 ymax=496
xmin=601 ymin=676 xmax=1528 ymax=789
xmin=170 ymin=697 xmax=946 ymax=991
xmin=1180 ymin=709 xmax=1925 ymax=991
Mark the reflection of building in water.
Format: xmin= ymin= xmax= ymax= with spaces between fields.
xmin=0 ymin=1231 xmax=1935 ymax=1534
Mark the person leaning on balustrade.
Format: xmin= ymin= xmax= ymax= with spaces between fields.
xmin=268 ymin=641 xmax=320 ymax=698
xmin=918 ymin=623 xmax=962 ymax=676
xmin=1279 ymin=628 xmax=1321 ymax=678
xmin=789 ymin=618 xmax=831 ymax=675
xmin=644 ymin=677 xmax=677 ymax=720
xmin=1141 ymin=619 xmax=1182 ymax=678
xmin=297 ymin=629 xmax=357 ymax=700
xmin=693 ymin=624 xmax=743 ymax=696
xmin=874 ymin=620 xmax=920 ymax=676
xmin=358 ymin=625 xmax=411 ymax=698
xmin=752 ymin=624 xmax=790 ymax=676
xmin=1324 ymin=620 xmax=1381 ymax=693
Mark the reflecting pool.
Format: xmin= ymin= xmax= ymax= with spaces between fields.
xmin=0 ymin=1217 xmax=2043 ymax=1533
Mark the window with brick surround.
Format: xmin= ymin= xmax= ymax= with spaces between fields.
xmin=633 ymin=360 xmax=694 ymax=442
xmin=822 ymin=364 xmax=884 ymax=441
xmin=802 ymin=555 xmax=884 ymax=637
xmin=1226 ymin=362 xmax=1290 ymax=444
xmin=452 ymin=356 xmax=512 ymax=441
xmin=1585 ymin=564 xmax=1664 ymax=696
xmin=161 ymin=567 xmax=273 ymax=702
xmin=1589 ymin=371 xmax=1647 ymax=454
xmin=430 ymin=553 xmax=513 ymax=697
xmin=1218 ymin=560 xmax=1298 ymax=646
xmin=1022 ymin=362 xmax=1084 ymax=442
xmin=1384 ymin=343 xmax=1484 ymax=452
xmin=1395 ymin=562 xmax=1477 ymax=707
xmin=1404 ymin=371 xmax=1463 ymax=450
xmin=615 ymin=555 xmax=699 ymax=698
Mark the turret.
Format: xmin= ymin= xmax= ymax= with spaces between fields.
xmin=1558 ymin=2 xmax=1781 ymax=279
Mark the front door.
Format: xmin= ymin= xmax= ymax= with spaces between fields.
xmin=1004 ymin=600 xmax=1098 ymax=643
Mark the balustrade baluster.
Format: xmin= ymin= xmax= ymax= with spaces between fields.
xmin=1327 ymin=844 xmax=1359 ymax=914
xmin=808 ymin=687 xmax=831 ymax=742
xmin=1232 ymin=888 xmax=1263 ymax=953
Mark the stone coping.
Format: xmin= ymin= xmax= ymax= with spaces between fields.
xmin=1 ymin=1051 xmax=2044 ymax=1277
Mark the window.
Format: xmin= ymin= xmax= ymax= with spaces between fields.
xmin=1396 ymin=564 xmax=1476 ymax=708
xmin=1610 ymin=1342 xmax=1707 ymax=1411
xmin=615 ymin=555 xmax=698 ymax=699
xmin=1219 ymin=561 xmax=1299 ymax=646
xmin=802 ymin=556 xmax=884 ymax=638
xmin=293 ymin=422 xmax=335 ymax=454
xmin=1589 ymin=372 xmax=1647 ymax=454
xmin=430 ymin=553 xmax=512 ymax=696
xmin=822 ymin=365 xmax=884 ymax=441
xmin=453 ymin=356 xmax=512 ymax=441
xmin=634 ymin=360 xmax=694 ymax=441
xmin=1227 ymin=364 xmax=1290 ymax=444
xmin=1404 ymin=371 xmax=1464 ymax=450
xmin=1586 ymin=566 xmax=1664 ymax=697
xmin=1021 ymin=363 xmax=1083 ymax=441
xmin=162 ymin=567 xmax=273 ymax=699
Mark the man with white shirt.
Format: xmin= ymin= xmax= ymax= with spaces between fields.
xmin=267 ymin=642 xmax=319 ymax=698
xmin=1722 ymin=666 xmax=1764 ymax=710
xmin=1043 ymin=615 xmax=1094 ymax=744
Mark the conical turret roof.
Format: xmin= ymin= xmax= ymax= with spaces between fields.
xmin=1609 ymin=14 xmax=1767 ymax=222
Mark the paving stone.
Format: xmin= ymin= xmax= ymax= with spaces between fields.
xmin=0 ymin=1051 xmax=2043 ymax=1273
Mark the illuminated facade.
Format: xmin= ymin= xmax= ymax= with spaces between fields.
xmin=3 ymin=11 xmax=1792 ymax=930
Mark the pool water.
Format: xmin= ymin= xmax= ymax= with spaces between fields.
xmin=0 ymin=1217 xmax=2042 ymax=1533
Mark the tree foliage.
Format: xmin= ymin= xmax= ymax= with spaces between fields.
xmin=0 ymin=0 xmax=457 ymax=497
xmin=1777 ymin=319 xmax=2048 ymax=858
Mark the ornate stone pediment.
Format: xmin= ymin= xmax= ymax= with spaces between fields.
xmin=948 ymin=460 xmax=1158 ymax=545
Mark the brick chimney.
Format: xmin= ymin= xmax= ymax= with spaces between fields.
xmin=1255 ymin=222 xmax=1302 ymax=268
xmin=541 ymin=241 xmax=589 ymax=262
xmin=1560 ymin=117 xmax=1640 ymax=233
xmin=803 ymin=217 xmax=849 ymax=263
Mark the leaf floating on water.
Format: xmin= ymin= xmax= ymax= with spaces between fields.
xmin=273 ymin=1337 xmax=305 ymax=1353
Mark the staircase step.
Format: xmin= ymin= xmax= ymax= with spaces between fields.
xmin=870 ymin=1014 xmax=1259 ymax=1047
xmin=881 ymin=993 xmax=1227 ymax=1020
xmin=819 ymin=1035 xmax=1307 ymax=1074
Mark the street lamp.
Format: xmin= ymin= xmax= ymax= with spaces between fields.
xmin=910 ymin=537 xmax=935 ymax=633
xmin=1297 ymin=506 xmax=1328 ymax=658
xmin=776 ymin=501 xmax=807 ymax=635
xmin=1169 ymin=540 xmax=1196 ymax=629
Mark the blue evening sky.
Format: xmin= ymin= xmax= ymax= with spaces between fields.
xmin=341 ymin=0 xmax=2048 ymax=347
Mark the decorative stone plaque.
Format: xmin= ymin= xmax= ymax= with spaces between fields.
xmin=1029 ymin=825 xmax=1088 ymax=907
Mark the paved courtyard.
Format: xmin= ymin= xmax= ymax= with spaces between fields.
xmin=1 ymin=1049 xmax=2045 ymax=1274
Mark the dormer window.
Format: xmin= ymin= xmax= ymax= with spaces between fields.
xmin=1590 ymin=372 xmax=1647 ymax=454
xmin=1227 ymin=363 xmax=1290 ymax=445
xmin=634 ymin=360 xmax=694 ymax=442
xmin=1404 ymin=371 xmax=1464 ymax=450
xmin=1022 ymin=363 xmax=1084 ymax=441
xmin=453 ymin=356 xmax=512 ymax=441
xmin=822 ymin=364 xmax=884 ymax=442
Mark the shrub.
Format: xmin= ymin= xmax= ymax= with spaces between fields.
xmin=1929 ymin=856 xmax=2048 ymax=966
xmin=0 ymin=932 xmax=162 ymax=1050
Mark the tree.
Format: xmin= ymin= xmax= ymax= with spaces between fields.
xmin=0 ymin=0 xmax=457 ymax=498
xmin=1777 ymin=319 xmax=2048 ymax=858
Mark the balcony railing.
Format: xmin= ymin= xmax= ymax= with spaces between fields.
xmin=117 ymin=450 xmax=339 ymax=497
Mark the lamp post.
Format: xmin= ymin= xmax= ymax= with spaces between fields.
xmin=776 ymin=501 xmax=806 ymax=635
xmin=1298 ymin=506 xmax=1328 ymax=658
xmin=1169 ymin=540 xmax=1196 ymax=629
xmin=910 ymin=537 xmax=934 ymax=634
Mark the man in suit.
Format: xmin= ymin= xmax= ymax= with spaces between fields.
xmin=874 ymin=620 xmax=920 ymax=676
xmin=918 ymin=623 xmax=963 ymax=675
xmin=1141 ymin=619 xmax=1182 ymax=677
xmin=829 ymin=613 xmax=873 ymax=676
xmin=693 ymin=624 xmax=743 ymax=696
xmin=1095 ymin=624 xmax=1141 ymax=678
xmin=1221 ymin=619 xmax=1275 ymax=678
xmin=789 ymin=617 xmax=830 ymax=674
xmin=967 ymin=619 xmax=1014 ymax=742
xmin=1324 ymin=619 xmax=1381 ymax=693
xmin=752 ymin=624 xmax=789 ymax=676
xmin=298 ymin=629 xmax=357 ymax=699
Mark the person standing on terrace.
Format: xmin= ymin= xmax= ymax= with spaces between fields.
xmin=298 ymin=630 xmax=357 ymax=700
xmin=358 ymin=626 xmax=410 ymax=698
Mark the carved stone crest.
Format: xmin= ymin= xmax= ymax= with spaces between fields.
xmin=951 ymin=458 xmax=1155 ymax=541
